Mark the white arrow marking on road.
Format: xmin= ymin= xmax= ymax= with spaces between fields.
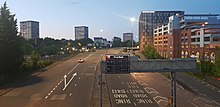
xmin=64 ymin=75 xmax=67 ymax=88
xmin=63 ymin=73 xmax=77 ymax=90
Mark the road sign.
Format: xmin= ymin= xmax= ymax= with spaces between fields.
xmin=105 ymin=54 xmax=130 ymax=73
xmin=130 ymin=58 xmax=197 ymax=72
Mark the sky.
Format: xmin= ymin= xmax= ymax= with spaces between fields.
xmin=1 ymin=0 xmax=220 ymax=41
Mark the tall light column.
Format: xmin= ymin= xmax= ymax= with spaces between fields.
xmin=130 ymin=17 xmax=135 ymax=53
xmin=99 ymin=29 xmax=104 ymax=107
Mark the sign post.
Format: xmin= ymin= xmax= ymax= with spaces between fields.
xmin=171 ymin=72 xmax=176 ymax=107
xmin=101 ymin=54 xmax=198 ymax=107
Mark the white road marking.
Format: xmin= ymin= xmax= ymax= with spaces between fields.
xmin=48 ymin=93 xmax=51 ymax=96
xmin=45 ymin=96 xmax=48 ymax=99
xmin=134 ymin=102 xmax=137 ymax=106
xmin=144 ymin=87 xmax=159 ymax=94
xmin=67 ymin=63 xmax=80 ymax=75
xmin=69 ymin=93 xmax=72 ymax=96
xmin=191 ymin=102 xmax=198 ymax=107
xmin=75 ymin=84 xmax=77 ymax=86
xmin=63 ymin=73 xmax=77 ymax=90
xmin=79 ymin=77 xmax=80 ymax=79
xmin=50 ymin=90 xmax=53 ymax=93
xmin=161 ymin=82 xmax=169 ymax=87
xmin=153 ymin=96 xmax=168 ymax=105
xmin=50 ymin=94 xmax=66 ymax=100
xmin=138 ymin=81 xmax=148 ymax=86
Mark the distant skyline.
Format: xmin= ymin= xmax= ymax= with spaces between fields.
xmin=1 ymin=0 xmax=220 ymax=41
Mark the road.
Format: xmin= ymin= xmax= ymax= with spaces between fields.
xmin=0 ymin=50 xmax=105 ymax=107
xmin=1 ymin=48 xmax=219 ymax=107
xmin=107 ymin=74 xmax=159 ymax=107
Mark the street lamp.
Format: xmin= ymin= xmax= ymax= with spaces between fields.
xmin=99 ymin=29 xmax=104 ymax=107
xmin=130 ymin=17 xmax=135 ymax=53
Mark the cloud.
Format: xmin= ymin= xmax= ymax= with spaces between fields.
xmin=69 ymin=0 xmax=80 ymax=6
xmin=68 ymin=0 xmax=85 ymax=8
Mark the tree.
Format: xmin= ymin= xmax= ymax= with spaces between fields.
xmin=214 ymin=47 xmax=220 ymax=77
xmin=143 ymin=45 xmax=161 ymax=59
xmin=0 ymin=2 xmax=23 ymax=75
xmin=112 ymin=36 xmax=122 ymax=47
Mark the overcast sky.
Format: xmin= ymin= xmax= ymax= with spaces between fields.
xmin=1 ymin=0 xmax=220 ymax=41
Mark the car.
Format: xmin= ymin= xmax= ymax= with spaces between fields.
xmin=78 ymin=59 xmax=84 ymax=63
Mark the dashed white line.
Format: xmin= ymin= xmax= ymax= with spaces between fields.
xmin=218 ymin=90 xmax=220 ymax=92
xmin=48 ymin=93 xmax=51 ymax=96
xmin=69 ymin=93 xmax=72 ymax=96
xmin=50 ymin=90 xmax=53 ymax=93
xmin=45 ymin=96 xmax=48 ymax=99
xmin=67 ymin=63 xmax=80 ymax=75
xmin=79 ymin=77 xmax=80 ymax=79
xmin=75 ymin=84 xmax=77 ymax=86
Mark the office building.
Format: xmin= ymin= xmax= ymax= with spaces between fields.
xmin=94 ymin=37 xmax=108 ymax=47
xmin=139 ymin=11 xmax=184 ymax=51
xmin=75 ymin=26 xmax=88 ymax=40
xmin=20 ymin=21 xmax=39 ymax=40
xmin=153 ymin=14 xmax=220 ymax=60
xmin=123 ymin=33 xmax=133 ymax=42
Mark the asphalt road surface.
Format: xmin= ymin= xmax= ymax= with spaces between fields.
xmin=0 ymin=50 xmax=105 ymax=107
xmin=106 ymin=74 xmax=159 ymax=107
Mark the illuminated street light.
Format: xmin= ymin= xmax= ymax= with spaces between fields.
xmin=130 ymin=17 xmax=135 ymax=53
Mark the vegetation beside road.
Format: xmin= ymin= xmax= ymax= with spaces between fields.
xmin=0 ymin=3 xmax=79 ymax=86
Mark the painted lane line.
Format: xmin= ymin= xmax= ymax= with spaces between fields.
xmin=161 ymin=82 xmax=169 ymax=87
xmin=191 ymin=102 xmax=198 ymax=107
xmin=55 ymin=86 xmax=57 ymax=88
xmin=69 ymin=93 xmax=72 ymax=96
xmin=50 ymin=90 xmax=53 ymax=93
xmin=79 ymin=77 xmax=80 ymax=79
xmin=75 ymin=84 xmax=77 ymax=86
xmin=94 ymin=57 xmax=100 ymax=71
xmin=45 ymin=96 xmax=48 ymax=99
xmin=48 ymin=93 xmax=51 ymax=96
xmin=68 ymin=63 xmax=80 ymax=75
xmin=63 ymin=73 xmax=77 ymax=90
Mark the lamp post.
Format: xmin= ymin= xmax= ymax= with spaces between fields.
xmin=130 ymin=17 xmax=135 ymax=53
xmin=99 ymin=29 xmax=104 ymax=107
